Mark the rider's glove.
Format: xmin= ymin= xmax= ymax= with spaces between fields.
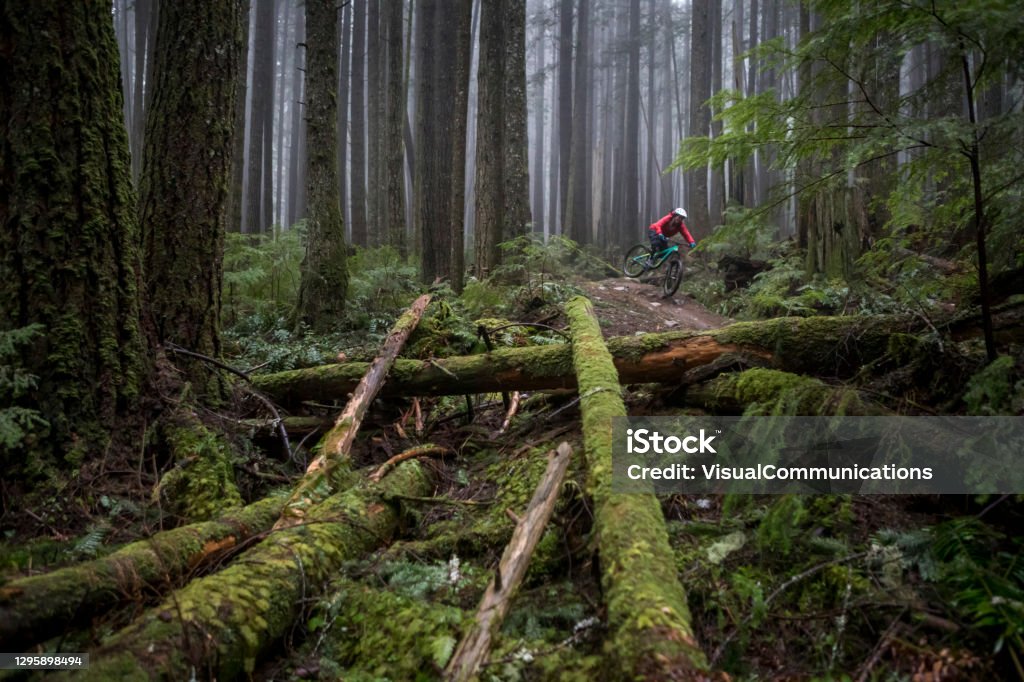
xmin=689 ymin=241 xmax=697 ymax=249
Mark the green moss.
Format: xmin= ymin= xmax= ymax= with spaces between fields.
xmin=565 ymin=296 xmax=708 ymax=679
xmin=81 ymin=461 xmax=432 ymax=681
xmin=707 ymin=368 xmax=874 ymax=416
xmin=0 ymin=496 xmax=284 ymax=651
xmin=313 ymin=578 xmax=466 ymax=677
xmin=155 ymin=421 xmax=243 ymax=522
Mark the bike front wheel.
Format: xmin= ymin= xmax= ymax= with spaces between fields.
xmin=623 ymin=244 xmax=652 ymax=278
xmin=662 ymin=254 xmax=684 ymax=297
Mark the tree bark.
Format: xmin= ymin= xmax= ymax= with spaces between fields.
xmin=254 ymin=312 xmax=920 ymax=405
xmin=227 ymin=0 xmax=250 ymax=232
xmin=445 ymin=442 xmax=572 ymax=682
xmin=350 ymin=0 xmax=368 ymax=245
xmin=383 ymin=0 xmax=407 ymax=253
xmin=80 ymin=461 xmax=434 ymax=681
xmin=0 ymin=497 xmax=283 ymax=652
xmin=337 ymin=2 xmax=352 ymax=226
xmin=688 ymin=0 xmax=712 ymax=237
xmin=501 ymin=0 xmax=532 ymax=238
xmin=244 ymin=0 xmax=274 ymax=233
xmin=450 ymin=0 xmax=474 ymax=291
xmin=295 ymin=0 xmax=349 ymax=330
xmin=277 ymin=294 xmax=431 ymax=529
xmin=0 ymin=1 xmax=146 ymax=466
xmin=565 ymin=296 xmax=707 ymax=678
xmin=140 ymin=0 xmax=243 ymax=392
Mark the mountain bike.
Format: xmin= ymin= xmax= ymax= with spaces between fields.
xmin=622 ymin=241 xmax=685 ymax=297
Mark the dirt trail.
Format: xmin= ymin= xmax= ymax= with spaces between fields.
xmin=580 ymin=275 xmax=731 ymax=337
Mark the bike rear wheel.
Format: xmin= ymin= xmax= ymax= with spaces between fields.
xmin=623 ymin=244 xmax=652 ymax=278
xmin=662 ymin=255 xmax=684 ymax=297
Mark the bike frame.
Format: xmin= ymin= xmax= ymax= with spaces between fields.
xmin=650 ymin=243 xmax=680 ymax=266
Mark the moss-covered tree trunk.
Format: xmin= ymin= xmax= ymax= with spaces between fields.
xmin=81 ymin=461 xmax=433 ymax=681
xmin=0 ymin=497 xmax=283 ymax=651
xmin=139 ymin=0 xmax=243 ymax=385
xmin=0 ymin=1 xmax=145 ymax=469
xmin=253 ymin=312 xmax=919 ymax=404
xmin=295 ymin=0 xmax=349 ymax=330
xmin=566 ymin=296 xmax=708 ymax=679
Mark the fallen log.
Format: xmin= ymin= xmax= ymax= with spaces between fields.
xmin=275 ymin=294 xmax=431 ymax=529
xmin=445 ymin=442 xmax=572 ymax=682
xmin=78 ymin=460 xmax=433 ymax=681
xmin=0 ymin=496 xmax=284 ymax=652
xmin=253 ymin=313 xmax=920 ymax=404
xmin=565 ymin=296 xmax=709 ymax=679
xmin=678 ymin=368 xmax=888 ymax=415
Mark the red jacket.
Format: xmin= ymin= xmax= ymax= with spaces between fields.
xmin=649 ymin=213 xmax=695 ymax=243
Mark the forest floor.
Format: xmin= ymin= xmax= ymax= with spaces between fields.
xmin=581 ymin=274 xmax=730 ymax=336
xmin=1 ymin=263 xmax=1019 ymax=680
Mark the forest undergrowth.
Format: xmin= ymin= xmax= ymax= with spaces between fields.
xmin=2 ymin=236 xmax=1022 ymax=680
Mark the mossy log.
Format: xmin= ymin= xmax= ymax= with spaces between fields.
xmin=75 ymin=461 xmax=433 ymax=681
xmin=446 ymin=443 xmax=572 ymax=681
xmin=275 ymin=294 xmax=431 ymax=529
xmin=679 ymin=368 xmax=888 ymax=415
xmin=155 ymin=415 xmax=243 ymax=522
xmin=0 ymin=496 xmax=284 ymax=652
xmin=253 ymin=313 xmax=917 ymax=405
xmin=565 ymin=297 xmax=709 ymax=680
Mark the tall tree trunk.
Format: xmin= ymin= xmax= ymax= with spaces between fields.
xmin=473 ymin=0 xmax=506 ymax=276
xmin=709 ymin=0 xmax=724 ymax=228
xmin=366 ymin=0 xmax=382 ymax=245
xmin=622 ymin=0 xmax=641 ymax=243
xmin=337 ymin=2 xmax=352 ymax=228
xmin=450 ymin=0 xmax=474 ymax=291
xmin=415 ymin=0 xmax=456 ymax=283
xmin=565 ymin=0 xmax=590 ymax=244
xmin=688 ymin=0 xmax=711 ymax=237
xmin=245 ymin=0 xmax=275 ymax=233
xmin=531 ymin=21 xmax=546 ymax=237
xmin=287 ymin=6 xmax=307 ymax=225
xmin=0 ymin=0 xmax=146 ymax=469
xmin=227 ymin=0 xmax=250 ymax=232
xmin=130 ymin=0 xmax=154 ymax=182
xmin=296 ymin=0 xmax=349 ymax=330
xmin=383 ymin=0 xmax=407 ymax=254
xmin=556 ymin=0 xmax=573 ymax=235
xmin=274 ymin=2 xmax=293 ymax=227
xmin=140 ymin=0 xmax=244 ymax=390
xmin=501 ymin=0 xmax=531 ymax=237
xmin=350 ymin=0 xmax=368 ymax=246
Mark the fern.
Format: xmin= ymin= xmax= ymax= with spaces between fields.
xmin=71 ymin=524 xmax=110 ymax=559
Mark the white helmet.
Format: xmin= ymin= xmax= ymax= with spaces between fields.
xmin=672 ymin=207 xmax=687 ymax=219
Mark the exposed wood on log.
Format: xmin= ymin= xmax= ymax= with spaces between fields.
xmin=275 ymin=294 xmax=431 ymax=529
xmin=254 ymin=313 xmax=919 ymax=404
xmin=0 ymin=497 xmax=284 ymax=651
xmin=565 ymin=296 xmax=709 ymax=679
xmin=79 ymin=461 xmax=434 ymax=681
xmin=496 ymin=390 xmax=521 ymax=434
xmin=369 ymin=443 xmax=450 ymax=482
xmin=445 ymin=442 xmax=572 ymax=682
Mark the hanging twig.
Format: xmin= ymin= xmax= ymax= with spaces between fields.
xmin=165 ymin=341 xmax=292 ymax=461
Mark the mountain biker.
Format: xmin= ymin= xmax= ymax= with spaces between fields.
xmin=648 ymin=208 xmax=697 ymax=261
